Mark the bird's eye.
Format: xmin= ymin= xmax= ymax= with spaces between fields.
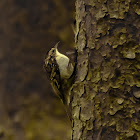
xmin=52 ymin=49 xmax=55 ymax=53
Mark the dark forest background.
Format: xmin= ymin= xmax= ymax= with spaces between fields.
xmin=0 ymin=0 xmax=75 ymax=139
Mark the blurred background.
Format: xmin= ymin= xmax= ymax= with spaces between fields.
xmin=0 ymin=0 xmax=75 ymax=139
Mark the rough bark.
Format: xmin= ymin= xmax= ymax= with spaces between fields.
xmin=68 ymin=0 xmax=140 ymax=139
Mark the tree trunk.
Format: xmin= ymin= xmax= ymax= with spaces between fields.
xmin=70 ymin=0 xmax=140 ymax=139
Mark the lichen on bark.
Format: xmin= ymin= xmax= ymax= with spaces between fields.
xmin=69 ymin=0 xmax=140 ymax=139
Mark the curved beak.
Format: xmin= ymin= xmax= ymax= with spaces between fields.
xmin=54 ymin=41 xmax=60 ymax=49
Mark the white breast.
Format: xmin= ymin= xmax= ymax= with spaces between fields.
xmin=55 ymin=49 xmax=72 ymax=79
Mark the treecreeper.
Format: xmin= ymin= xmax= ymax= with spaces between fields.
xmin=44 ymin=42 xmax=76 ymax=120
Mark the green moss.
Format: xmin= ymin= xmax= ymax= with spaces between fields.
xmin=117 ymin=98 xmax=124 ymax=104
xmin=86 ymin=66 xmax=92 ymax=81
xmin=91 ymin=70 xmax=101 ymax=83
xmin=111 ymin=76 xmax=125 ymax=88
xmin=133 ymin=4 xmax=140 ymax=15
xmin=126 ymin=131 xmax=134 ymax=137
xmin=131 ymin=122 xmax=140 ymax=131
xmin=86 ymin=119 xmax=94 ymax=130
xmin=87 ymin=37 xmax=96 ymax=49
xmin=125 ymin=75 xmax=135 ymax=86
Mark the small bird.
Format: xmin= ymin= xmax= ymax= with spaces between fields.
xmin=44 ymin=42 xmax=75 ymax=121
xmin=44 ymin=42 xmax=74 ymax=103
